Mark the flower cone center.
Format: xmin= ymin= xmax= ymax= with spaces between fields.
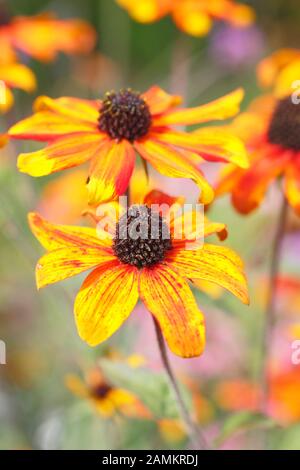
xmin=113 ymin=205 xmax=172 ymax=269
xmin=268 ymin=97 xmax=300 ymax=150
xmin=98 ymin=89 xmax=152 ymax=142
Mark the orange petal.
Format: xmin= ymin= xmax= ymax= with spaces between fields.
xmin=0 ymin=62 xmax=36 ymax=92
xmin=17 ymin=133 xmax=105 ymax=176
xmin=87 ymin=140 xmax=136 ymax=205
xmin=257 ymin=49 xmax=300 ymax=89
xmin=172 ymin=7 xmax=212 ymax=37
xmin=231 ymin=148 xmax=291 ymax=214
xmin=153 ymin=88 xmax=244 ymax=126
xmin=116 ymin=0 xmax=171 ymax=23
xmin=284 ymin=160 xmax=300 ymax=216
xmin=135 ymin=139 xmax=214 ymax=204
xmin=142 ymin=85 xmax=182 ymax=115
xmin=166 ymin=244 xmax=249 ymax=304
xmin=153 ymin=128 xmax=249 ymax=168
xmin=9 ymin=111 xmax=97 ymax=141
xmin=28 ymin=212 xmax=111 ymax=251
xmin=139 ymin=264 xmax=206 ymax=358
xmin=74 ymin=262 xmax=139 ymax=346
xmin=36 ymin=246 xmax=116 ymax=289
xmin=34 ymin=95 xmax=100 ymax=124
xmin=0 ymin=86 xmax=14 ymax=114
xmin=143 ymin=189 xmax=185 ymax=212
xmin=275 ymin=59 xmax=300 ymax=98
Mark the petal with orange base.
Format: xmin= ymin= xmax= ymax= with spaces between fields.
xmin=153 ymin=88 xmax=244 ymax=126
xmin=116 ymin=0 xmax=171 ymax=23
xmin=257 ymin=49 xmax=300 ymax=89
xmin=153 ymin=128 xmax=248 ymax=168
xmin=0 ymin=86 xmax=14 ymax=114
xmin=18 ymin=133 xmax=105 ymax=176
xmin=34 ymin=95 xmax=100 ymax=124
xmin=142 ymin=86 xmax=182 ymax=115
xmin=28 ymin=212 xmax=111 ymax=251
xmin=36 ymin=246 xmax=116 ymax=289
xmin=275 ymin=59 xmax=300 ymax=98
xmin=139 ymin=264 xmax=206 ymax=358
xmin=135 ymin=139 xmax=214 ymax=204
xmin=172 ymin=6 xmax=212 ymax=37
xmin=166 ymin=244 xmax=249 ymax=304
xmin=87 ymin=139 xmax=136 ymax=205
xmin=9 ymin=112 xmax=97 ymax=141
xmin=74 ymin=262 xmax=139 ymax=346
xmin=284 ymin=160 xmax=300 ymax=216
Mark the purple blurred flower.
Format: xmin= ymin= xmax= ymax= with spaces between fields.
xmin=209 ymin=25 xmax=265 ymax=70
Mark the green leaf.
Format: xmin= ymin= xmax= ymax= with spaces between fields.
xmin=99 ymin=358 xmax=192 ymax=419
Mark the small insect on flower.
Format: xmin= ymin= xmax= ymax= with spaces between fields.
xmin=66 ymin=365 xmax=149 ymax=419
xmin=215 ymin=94 xmax=300 ymax=216
xmin=116 ymin=0 xmax=255 ymax=37
xmin=9 ymin=86 xmax=248 ymax=206
xmin=28 ymin=189 xmax=249 ymax=359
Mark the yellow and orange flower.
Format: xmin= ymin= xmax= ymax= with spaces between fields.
xmin=117 ymin=0 xmax=255 ymax=37
xmin=215 ymin=94 xmax=300 ymax=215
xmin=0 ymin=61 xmax=36 ymax=114
xmin=66 ymin=365 xmax=149 ymax=419
xmin=257 ymin=49 xmax=300 ymax=98
xmin=28 ymin=188 xmax=248 ymax=359
xmin=9 ymin=86 xmax=248 ymax=206
xmin=0 ymin=13 xmax=96 ymax=63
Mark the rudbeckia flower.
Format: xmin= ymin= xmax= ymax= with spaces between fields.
xmin=116 ymin=0 xmax=255 ymax=37
xmin=66 ymin=366 xmax=149 ymax=419
xmin=257 ymin=49 xmax=300 ymax=98
xmin=9 ymin=86 xmax=248 ymax=206
xmin=28 ymin=189 xmax=248 ymax=358
xmin=0 ymin=13 xmax=96 ymax=63
xmin=0 ymin=61 xmax=36 ymax=114
xmin=215 ymin=94 xmax=300 ymax=215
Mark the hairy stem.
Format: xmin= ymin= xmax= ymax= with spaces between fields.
xmin=261 ymin=194 xmax=288 ymax=409
xmin=153 ymin=317 xmax=209 ymax=450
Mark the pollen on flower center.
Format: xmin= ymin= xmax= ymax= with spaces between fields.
xmin=113 ymin=205 xmax=172 ymax=269
xmin=98 ymin=88 xmax=152 ymax=142
xmin=268 ymin=97 xmax=300 ymax=150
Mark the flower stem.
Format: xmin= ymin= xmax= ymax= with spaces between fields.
xmin=261 ymin=194 xmax=288 ymax=410
xmin=152 ymin=317 xmax=209 ymax=450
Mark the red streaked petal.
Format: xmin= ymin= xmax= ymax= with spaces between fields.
xmin=142 ymin=86 xmax=182 ymax=115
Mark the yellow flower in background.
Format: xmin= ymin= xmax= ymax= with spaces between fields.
xmin=28 ymin=187 xmax=248 ymax=359
xmin=257 ymin=49 xmax=300 ymax=98
xmin=117 ymin=0 xmax=255 ymax=37
xmin=215 ymin=94 xmax=300 ymax=215
xmin=0 ymin=62 xmax=36 ymax=114
xmin=66 ymin=365 xmax=149 ymax=419
xmin=0 ymin=13 xmax=96 ymax=63
xmin=9 ymin=86 xmax=248 ymax=206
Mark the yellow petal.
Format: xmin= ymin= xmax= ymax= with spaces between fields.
xmin=139 ymin=264 xmax=206 ymax=358
xmin=74 ymin=262 xmax=139 ymax=346
xmin=28 ymin=212 xmax=111 ymax=251
xmin=153 ymin=88 xmax=244 ymax=126
xmin=0 ymin=62 xmax=36 ymax=92
xmin=36 ymin=246 xmax=116 ymax=289
xmin=18 ymin=133 xmax=104 ymax=177
xmin=135 ymin=139 xmax=214 ymax=204
xmin=166 ymin=244 xmax=249 ymax=304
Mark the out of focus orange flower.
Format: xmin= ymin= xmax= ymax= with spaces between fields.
xmin=9 ymin=86 xmax=248 ymax=206
xmin=216 ymin=369 xmax=300 ymax=425
xmin=0 ymin=62 xmax=36 ymax=114
xmin=117 ymin=0 xmax=255 ymax=37
xmin=28 ymin=188 xmax=248 ymax=358
xmin=257 ymin=49 xmax=300 ymax=98
xmin=215 ymin=94 xmax=300 ymax=215
xmin=0 ymin=13 xmax=96 ymax=63
xmin=66 ymin=365 xmax=149 ymax=419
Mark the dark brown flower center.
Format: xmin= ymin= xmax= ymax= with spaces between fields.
xmin=268 ymin=97 xmax=300 ymax=150
xmin=98 ymin=89 xmax=152 ymax=142
xmin=113 ymin=205 xmax=172 ymax=269
xmin=91 ymin=383 xmax=112 ymax=399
